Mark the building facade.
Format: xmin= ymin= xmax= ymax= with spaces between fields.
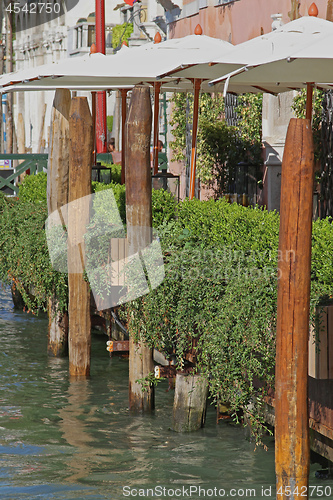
xmin=7 ymin=0 xmax=166 ymax=152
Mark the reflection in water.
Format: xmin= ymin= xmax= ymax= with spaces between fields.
xmin=58 ymin=379 xmax=95 ymax=482
xmin=0 ymin=285 xmax=327 ymax=499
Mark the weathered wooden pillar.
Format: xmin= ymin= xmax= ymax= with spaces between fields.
xmin=47 ymin=89 xmax=71 ymax=217
xmin=126 ymin=85 xmax=154 ymax=412
xmin=68 ymin=97 xmax=93 ymax=377
xmin=48 ymin=298 xmax=69 ymax=357
xmin=275 ymin=118 xmax=313 ymax=499
xmin=47 ymin=89 xmax=71 ymax=357
xmin=172 ymin=373 xmax=208 ymax=432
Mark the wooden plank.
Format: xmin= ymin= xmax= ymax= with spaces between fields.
xmin=328 ymin=306 xmax=333 ymax=379
xmin=318 ymin=307 xmax=328 ymax=380
xmin=106 ymin=340 xmax=129 ymax=352
xmin=119 ymin=238 xmax=128 ymax=286
xmin=110 ymin=238 xmax=120 ymax=286
xmin=110 ymin=238 xmax=128 ymax=287
xmin=308 ymin=322 xmax=316 ymax=379
xmin=309 ymin=432 xmax=333 ymax=463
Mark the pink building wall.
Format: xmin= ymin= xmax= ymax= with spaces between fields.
xmin=169 ymin=0 xmax=331 ymax=42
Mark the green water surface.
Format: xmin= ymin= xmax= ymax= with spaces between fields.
xmin=0 ymin=287 xmax=330 ymax=500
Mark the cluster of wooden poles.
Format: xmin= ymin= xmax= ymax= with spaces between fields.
xmin=47 ymin=79 xmax=315 ymax=496
xmin=47 ymin=85 xmax=208 ymax=432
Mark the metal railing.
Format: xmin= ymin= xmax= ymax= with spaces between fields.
xmin=0 ymin=154 xmax=48 ymax=195
xmin=0 ymin=153 xmax=114 ymax=195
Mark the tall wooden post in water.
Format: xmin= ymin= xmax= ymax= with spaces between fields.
xmin=47 ymin=89 xmax=71 ymax=357
xmin=68 ymin=97 xmax=93 ymax=377
xmin=275 ymin=118 xmax=314 ymax=499
xmin=126 ymin=86 xmax=154 ymax=411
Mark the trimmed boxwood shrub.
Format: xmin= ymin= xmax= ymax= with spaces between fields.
xmin=2 ymin=176 xmax=333 ymax=444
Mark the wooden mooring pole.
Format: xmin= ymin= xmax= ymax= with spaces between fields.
xmin=126 ymin=85 xmax=154 ymax=412
xmin=275 ymin=118 xmax=314 ymax=499
xmin=47 ymin=89 xmax=71 ymax=357
xmin=172 ymin=373 xmax=208 ymax=432
xmin=68 ymin=97 xmax=93 ymax=377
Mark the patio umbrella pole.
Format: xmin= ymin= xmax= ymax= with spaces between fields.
xmin=91 ymin=91 xmax=97 ymax=166
xmin=121 ymin=88 xmax=128 ymax=184
xmin=95 ymin=0 xmax=107 ymax=153
xmin=275 ymin=118 xmax=313 ymax=500
xmin=189 ymin=79 xmax=202 ymax=200
xmin=153 ymin=82 xmax=161 ymax=175
xmin=306 ymin=82 xmax=314 ymax=122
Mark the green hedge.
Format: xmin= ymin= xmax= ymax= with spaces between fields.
xmin=0 ymin=192 xmax=67 ymax=312
xmin=0 ymin=174 xmax=177 ymax=312
xmin=3 ymin=174 xmax=333 ymax=443
xmin=19 ymin=171 xmax=47 ymax=204
xmin=124 ymin=199 xmax=333 ymax=442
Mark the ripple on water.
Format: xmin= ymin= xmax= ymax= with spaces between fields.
xmin=0 ymin=285 xmax=329 ymax=500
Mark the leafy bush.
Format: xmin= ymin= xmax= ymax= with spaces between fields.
xmin=311 ymin=216 xmax=333 ymax=306
xmin=170 ymin=93 xmax=263 ymax=196
xmin=4 ymin=171 xmax=333 ymax=446
xmin=111 ymin=23 xmax=133 ymax=49
xmin=236 ymin=93 xmax=263 ymax=145
xmin=92 ymin=182 xmax=176 ymax=228
xmin=152 ymin=188 xmax=177 ymax=227
xmin=19 ymin=171 xmax=47 ymax=204
xmin=124 ymin=199 xmax=333 ymax=443
xmin=0 ymin=193 xmax=67 ymax=313
xmin=92 ymin=181 xmax=126 ymax=224
xmin=97 ymin=162 xmax=122 ymax=185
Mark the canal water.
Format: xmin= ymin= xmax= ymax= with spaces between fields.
xmin=0 ymin=286 xmax=331 ymax=500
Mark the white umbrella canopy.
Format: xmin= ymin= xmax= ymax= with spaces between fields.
xmin=0 ymin=33 xmax=239 ymax=93
xmin=0 ymin=30 xmax=243 ymax=198
xmin=208 ymin=14 xmax=333 ymax=94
